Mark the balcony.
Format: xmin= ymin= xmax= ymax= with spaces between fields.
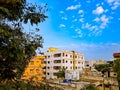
xmin=54 ymin=60 xmax=61 ymax=63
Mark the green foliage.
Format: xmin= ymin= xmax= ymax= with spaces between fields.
xmin=113 ymin=59 xmax=120 ymax=89
xmin=95 ymin=64 xmax=111 ymax=72
xmin=56 ymin=68 xmax=65 ymax=78
xmin=84 ymin=84 xmax=97 ymax=90
xmin=0 ymin=0 xmax=47 ymax=82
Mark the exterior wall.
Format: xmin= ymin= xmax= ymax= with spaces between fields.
xmin=96 ymin=59 xmax=106 ymax=65
xmin=85 ymin=60 xmax=96 ymax=68
xmin=21 ymin=56 xmax=44 ymax=82
xmin=44 ymin=47 xmax=85 ymax=79
xmin=113 ymin=52 xmax=120 ymax=60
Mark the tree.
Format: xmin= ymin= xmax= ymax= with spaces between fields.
xmin=56 ymin=68 xmax=65 ymax=78
xmin=113 ymin=59 xmax=120 ymax=90
xmin=95 ymin=64 xmax=111 ymax=72
xmin=0 ymin=0 xmax=47 ymax=82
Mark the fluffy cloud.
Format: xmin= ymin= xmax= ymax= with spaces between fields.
xmin=111 ymin=1 xmax=120 ymax=10
xmin=78 ymin=10 xmax=84 ymax=18
xmin=107 ymin=0 xmax=120 ymax=10
xmin=59 ymin=24 xmax=66 ymax=28
xmin=66 ymin=4 xmax=81 ymax=10
xmin=107 ymin=0 xmax=114 ymax=3
xmin=100 ymin=15 xmax=109 ymax=29
xmin=75 ymin=28 xmax=83 ymax=37
xmin=94 ymin=15 xmax=110 ymax=29
xmin=93 ymin=6 xmax=104 ymax=15
xmin=82 ymin=23 xmax=98 ymax=32
xmin=79 ymin=18 xmax=84 ymax=22
xmin=78 ymin=10 xmax=84 ymax=14
xmin=94 ymin=17 xmax=100 ymax=22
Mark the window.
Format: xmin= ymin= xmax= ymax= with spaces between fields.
xmin=53 ymin=66 xmax=61 ymax=70
xmin=54 ymin=60 xmax=61 ymax=63
xmin=48 ymin=55 xmax=50 ymax=58
xmin=48 ymin=67 xmax=50 ymax=69
xmin=53 ymin=73 xmax=58 ymax=76
xmin=44 ymin=61 xmax=46 ymax=64
xmin=70 ymin=61 xmax=72 ymax=63
xmin=47 ymin=73 xmax=49 ymax=75
xmin=66 ymin=54 xmax=68 ymax=57
xmin=45 ymin=56 xmax=47 ymax=59
xmin=44 ymin=72 xmax=46 ymax=75
xmin=66 ymin=60 xmax=68 ymax=63
xmin=48 ymin=61 xmax=50 ymax=64
xmin=54 ymin=53 xmax=61 ymax=57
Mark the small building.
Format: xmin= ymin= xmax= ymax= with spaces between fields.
xmin=113 ymin=52 xmax=120 ymax=60
xmin=21 ymin=56 xmax=45 ymax=82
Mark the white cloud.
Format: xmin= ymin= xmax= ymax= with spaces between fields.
xmin=75 ymin=28 xmax=83 ymax=37
xmin=66 ymin=4 xmax=81 ymax=10
xmin=78 ymin=10 xmax=84 ymax=14
xmin=93 ymin=6 xmax=104 ymax=15
xmin=61 ymin=16 xmax=68 ymax=20
xmin=94 ymin=17 xmax=100 ymax=22
xmin=83 ymin=23 xmax=91 ymax=29
xmin=59 ymin=24 xmax=66 ymax=28
xmin=79 ymin=18 xmax=84 ymax=22
xmin=82 ymin=23 xmax=100 ymax=36
xmin=111 ymin=1 xmax=120 ymax=10
xmin=107 ymin=0 xmax=114 ymax=3
xmin=100 ymin=15 xmax=109 ymax=29
xmin=107 ymin=0 xmax=120 ymax=10
xmin=93 ymin=15 xmax=110 ymax=29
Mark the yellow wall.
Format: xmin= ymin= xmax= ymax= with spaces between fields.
xmin=21 ymin=56 xmax=45 ymax=82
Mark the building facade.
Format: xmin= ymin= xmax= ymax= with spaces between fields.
xmin=113 ymin=52 xmax=120 ymax=60
xmin=21 ymin=56 xmax=44 ymax=82
xmin=44 ymin=47 xmax=85 ymax=79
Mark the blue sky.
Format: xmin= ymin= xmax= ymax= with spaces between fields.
xmin=27 ymin=0 xmax=120 ymax=60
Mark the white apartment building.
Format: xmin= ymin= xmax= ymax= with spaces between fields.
xmin=44 ymin=47 xmax=85 ymax=79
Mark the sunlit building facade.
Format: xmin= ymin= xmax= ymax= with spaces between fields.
xmin=44 ymin=47 xmax=85 ymax=79
xmin=21 ymin=56 xmax=45 ymax=82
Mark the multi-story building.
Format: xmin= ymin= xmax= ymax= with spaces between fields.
xmin=21 ymin=56 xmax=44 ymax=82
xmin=44 ymin=47 xmax=85 ymax=79
xmin=113 ymin=52 xmax=120 ymax=60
